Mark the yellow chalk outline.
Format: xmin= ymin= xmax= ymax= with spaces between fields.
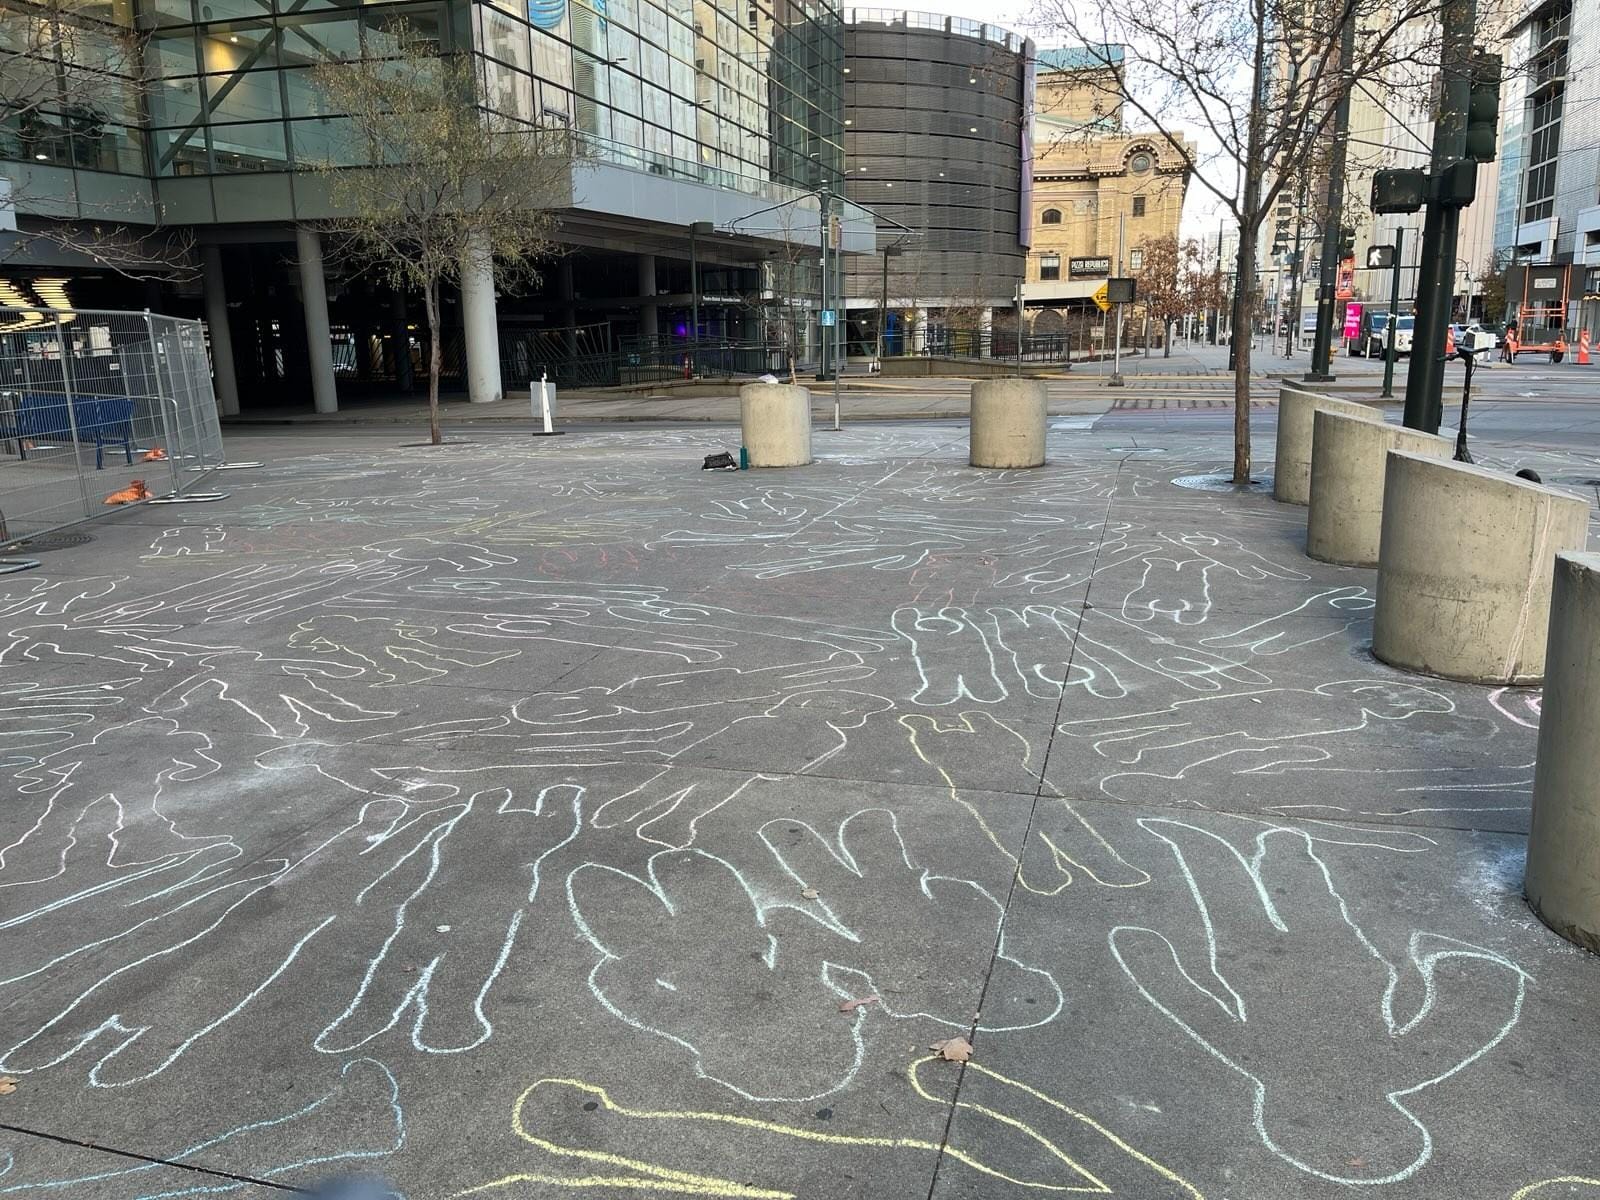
xmin=455 ymin=1057 xmax=1201 ymax=1199
xmin=1513 ymin=1179 xmax=1600 ymax=1199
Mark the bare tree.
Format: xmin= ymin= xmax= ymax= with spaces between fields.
xmin=310 ymin=22 xmax=573 ymax=444
xmin=1032 ymin=0 xmax=1448 ymax=481
xmin=1 ymin=0 xmax=194 ymax=277
xmin=1135 ymin=234 xmax=1190 ymax=357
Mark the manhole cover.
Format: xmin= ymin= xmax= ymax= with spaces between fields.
xmin=3 ymin=530 xmax=94 ymax=553
xmin=1171 ymin=473 xmax=1272 ymax=494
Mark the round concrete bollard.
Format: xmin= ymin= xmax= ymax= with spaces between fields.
xmin=969 ymin=379 xmax=1047 ymax=468
xmin=1525 ymin=552 xmax=1600 ymax=951
xmin=739 ymin=382 xmax=812 ymax=467
xmin=1305 ymin=411 xmax=1453 ymax=567
xmin=1272 ymin=387 xmax=1384 ymax=506
xmin=1372 ymin=451 xmax=1590 ymax=684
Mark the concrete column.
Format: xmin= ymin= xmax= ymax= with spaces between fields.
xmin=1525 ymin=552 xmax=1600 ymax=951
xmin=460 ymin=229 xmax=503 ymax=404
xmin=638 ymin=253 xmax=659 ymax=339
xmin=739 ymin=382 xmax=812 ymax=466
xmin=979 ymin=307 xmax=994 ymax=357
xmin=294 ymin=225 xmax=338 ymax=415
xmin=1272 ymin=387 xmax=1383 ymax=505
xmin=1372 ymin=452 xmax=1590 ymax=683
xmin=1305 ymin=411 xmax=1453 ymax=567
xmin=970 ymin=379 xmax=1047 ymax=468
xmin=200 ymin=244 xmax=239 ymax=417
xmin=912 ymin=308 xmax=929 ymax=354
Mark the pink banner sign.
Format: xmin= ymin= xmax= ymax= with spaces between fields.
xmin=1343 ymin=303 xmax=1363 ymax=339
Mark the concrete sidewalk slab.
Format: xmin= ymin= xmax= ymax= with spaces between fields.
xmin=2 ymin=416 xmax=1597 ymax=1200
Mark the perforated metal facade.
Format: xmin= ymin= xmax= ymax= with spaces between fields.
xmin=841 ymin=9 xmax=1027 ymax=309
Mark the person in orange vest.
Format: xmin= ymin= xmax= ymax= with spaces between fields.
xmin=1506 ymin=326 xmax=1519 ymax=362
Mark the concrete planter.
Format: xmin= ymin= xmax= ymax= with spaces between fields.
xmin=1525 ymin=552 xmax=1600 ymax=952
xmin=1372 ymin=452 xmax=1590 ymax=684
xmin=1305 ymin=411 xmax=1453 ymax=567
xmin=1272 ymin=387 xmax=1384 ymax=506
xmin=739 ymin=383 xmax=813 ymax=467
xmin=969 ymin=379 xmax=1047 ymax=468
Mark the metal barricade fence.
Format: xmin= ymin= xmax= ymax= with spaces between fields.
xmin=0 ymin=307 xmax=227 ymax=547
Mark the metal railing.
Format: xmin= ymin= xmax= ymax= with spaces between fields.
xmin=0 ymin=307 xmax=226 ymax=547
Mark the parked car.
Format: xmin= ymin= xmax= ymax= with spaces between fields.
xmin=1348 ymin=310 xmax=1414 ymax=358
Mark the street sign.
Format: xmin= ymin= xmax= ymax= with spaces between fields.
xmin=1092 ymin=282 xmax=1110 ymax=312
xmin=820 ymin=309 xmax=836 ymax=327
xmin=1106 ymin=277 xmax=1136 ymax=304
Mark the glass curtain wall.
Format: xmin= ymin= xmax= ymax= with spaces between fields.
xmin=129 ymin=0 xmax=842 ymax=190
xmin=0 ymin=0 xmax=147 ymax=174
xmin=471 ymin=0 xmax=842 ymax=192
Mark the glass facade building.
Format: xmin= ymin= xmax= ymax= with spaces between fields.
xmin=2 ymin=0 xmax=842 ymax=188
xmin=1 ymin=0 xmax=856 ymax=408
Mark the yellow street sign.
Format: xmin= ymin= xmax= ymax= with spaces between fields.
xmin=1093 ymin=281 xmax=1111 ymax=312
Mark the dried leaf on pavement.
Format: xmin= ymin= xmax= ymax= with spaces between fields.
xmin=0 ymin=1076 xmax=17 ymax=1095
xmin=839 ymin=995 xmax=880 ymax=1014
xmin=930 ymin=1036 xmax=973 ymax=1062
xmin=800 ymin=887 xmax=819 ymax=899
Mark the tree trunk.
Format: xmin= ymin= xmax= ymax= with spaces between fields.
xmin=424 ymin=279 xmax=442 ymax=446
xmin=1164 ymin=319 xmax=1172 ymax=358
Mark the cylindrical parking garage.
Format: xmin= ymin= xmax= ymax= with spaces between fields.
xmin=841 ymin=10 xmax=1029 ymax=355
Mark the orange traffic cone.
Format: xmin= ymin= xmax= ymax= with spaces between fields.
xmin=1445 ymin=325 xmax=1456 ymax=356
xmin=1578 ymin=329 xmax=1592 ymax=365
xmin=103 ymin=479 xmax=151 ymax=506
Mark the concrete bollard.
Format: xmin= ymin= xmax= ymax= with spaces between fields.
xmin=1525 ymin=552 xmax=1600 ymax=951
xmin=1372 ymin=451 xmax=1590 ymax=683
xmin=969 ymin=379 xmax=1047 ymax=468
xmin=1306 ymin=411 xmax=1453 ymax=567
xmin=739 ymin=382 xmax=812 ymax=467
xmin=1272 ymin=387 xmax=1384 ymax=505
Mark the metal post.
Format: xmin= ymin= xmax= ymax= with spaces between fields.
xmin=1307 ymin=7 xmax=1356 ymax=381
xmin=817 ymin=187 xmax=831 ymax=381
xmin=1286 ymin=175 xmax=1307 ymax=358
xmin=689 ymin=226 xmax=700 ymax=378
xmin=1382 ymin=227 xmax=1405 ymax=399
xmin=55 ymin=315 xmax=93 ymax=516
xmin=878 ymin=246 xmax=889 ymax=363
xmin=1404 ymin=0 xmax=1474 ymax=431
xmin=1110 ymin=212 xmax=1126 ymax=386
xmin=1016 ymin=282 xmax=1024 ymax=376
xmin=1454 ymin=348 xmax=1475 ymax=463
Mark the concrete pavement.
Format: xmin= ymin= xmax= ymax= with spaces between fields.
xmin=3 ymin=402 xmax=1600 ymax=1199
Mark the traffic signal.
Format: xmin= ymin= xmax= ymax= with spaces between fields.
xmin=1467 ymin=51 xmax=1502 ymax=163
xmin=1338 ymin=225 xmax=1356 ymax=259
xmin=1372 ymin=169 xmax=1427 ymax=213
